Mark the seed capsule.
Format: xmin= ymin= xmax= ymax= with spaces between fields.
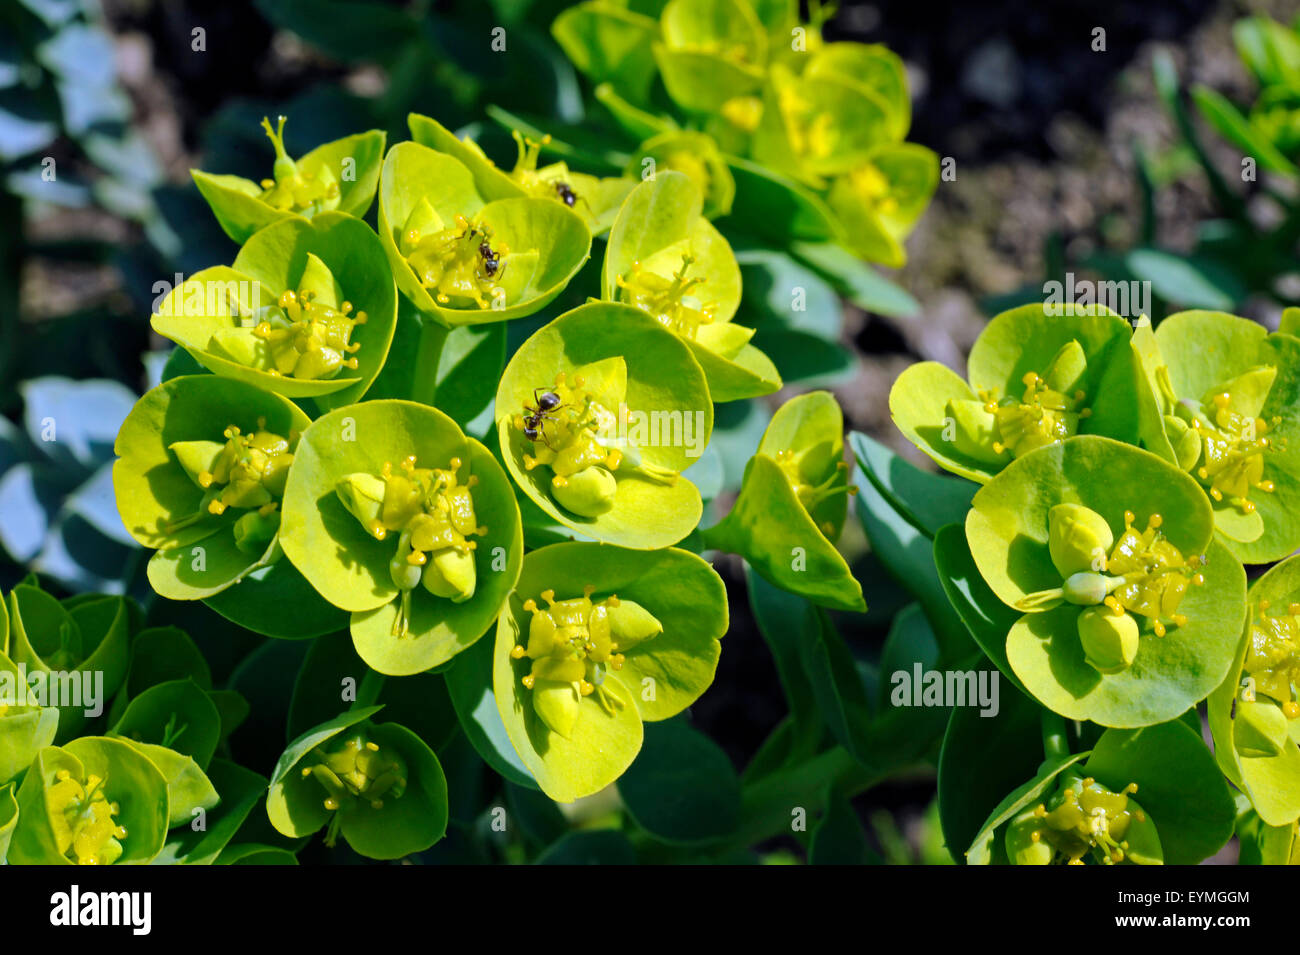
xmin=552 ymin=465 xmax=617 ymax=517
xmin=1077 ymin=605 xmax=1140 ymax=674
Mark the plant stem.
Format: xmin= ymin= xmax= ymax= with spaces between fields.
xmin=1041 ymin=710 xmax=1071 ymax=761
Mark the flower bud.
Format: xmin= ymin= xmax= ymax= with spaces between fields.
xmin=1162 ymin=415 xmax=1202 ymax=472
xmin=552 ymin=466 xmax=617 ymax=517
xmin=1077 ymin=606 xmax=1139 ymax=674
xmin=1234 ymin=700 xmax=1290 ymax=758
xmin=607 ymin=599 xmax=663 ymax=651
xmin=531 ymin=679 xmax=581 ymax=739
xmin=232 ymin=509 xmax=281 ymax=555
xmin=335 ymin=472 xmax=388 ymax=538
xmin=421 ymin=546 xmax=476 ymax=603
xmin=1048 ymin=503 xmax=1113 ymax=577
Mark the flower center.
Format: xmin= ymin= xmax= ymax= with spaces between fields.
xmin=981 ymin=369 xmax=1091 ymax=457
xmin=1245 ymin=601 xmax=1300 ymax=718
xmin=846 ymin=162 xmax=899 ymax=217
xmin=616 ymin=256 xmax=717 ymax=339
xmin=1101 ymin=511 xmax=1206 ymax=637
xmin=517 ymin=372 xmax=622 ymax=479
xmin=167 ymin=419 xmax=295 ymax=550
xmin=250 ymin=287 xmax=367 ymax=380
xmin=1010 ymin=774 xmax=1149 ymax=866
xmin=49 ymin=770 xmax=128 ymax=866
xmin=773 ymin=448 xmax=855 ymax=536
xmin=402 ymin=212 xmax=507 ymax=310
xmin=300 ymin=734 xmax=408 ymax=847
xmin=336 ymin=455 xmax=487 ymax=637
xmin=257 ymin=115 xmax=340 ymax=215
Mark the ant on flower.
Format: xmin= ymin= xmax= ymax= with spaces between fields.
xmin=521 ymin=388 xmax=564 ymax=449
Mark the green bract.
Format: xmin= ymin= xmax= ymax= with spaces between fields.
xmin=0 ymin=648 xmax=58 ymax=783
xmin=966 ymin=436 xmax=1246 ymax=726
xmin=378 ymin=141 xmax=591 ymax=326
xmin=9 ymin=736 xmax=169 ymax=865
xmin=654 ymin=0 xmax=767 ymax=115
xmin=191 ymin=115 xmax=385 ymax=244
xmin=890 ymin=304 xmax=1139 ymax=484
xmin=967 ymin=720 xmax=1235 ymax=865
xmin=703 ymin=391 xmax=864 ymax=612
xmin=1208 ymin=554 xmax=1300 ymax=826
xmin=409 ymin=113 xmax=636 ymax=235
xmin=267 ymin=706 xmax=448 ymax=860
xmin=496 ymin=302 xmax=712 ymax=549
xmin=493 ymin=543 xmax=726 ymax=802
xmin=113 ymin=375 xmax=312 ymax=603
xmin=628 ymin=131 xmax=735 ymax=218
xmin=604 ymin=172 xmax=778 ymax=401
xmin=6 ymin=586 xmax=128 ymax=740
xmin=1130 ymin=310 xmax=1300 ymax=564
xmin=151 ymin=213 xmax=398 ymax=408
xmin=279 ymin=400 xmax=522 ymax=676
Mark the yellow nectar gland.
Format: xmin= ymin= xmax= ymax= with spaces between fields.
xmin=253 ymin=287 xmax=367 ymax=380
xmin=49 ymin=770 xmax=128 ymax=866
xmin=773 ymin=448 xmax=856 ymax=536
xmin=405 ymin=215 xmax=507 ymax=310
xmin=616 ymin=256 xmax=717 ymax=340
xmin=1245 ymin=601 xmax=1300 ymax=716
xmin=846 ymin=162 xmax=900 ymax=218
xmin=981 ymin=371 xmax=1091 ymax=458
xmin=1191 ymin=393 xmax=1280 ymax=514
xmin=256 ymin=115 xmax=339 ymax=214
xmin=1101 ymin=510 xmax=1205 ymax=637
xmin=1008 ymin=774 xmax=1149 ymax=866
xmin=167 ymin=419 xmax=294 ymax=535
xmin=299 ymin=735 xmax=408 ymax=847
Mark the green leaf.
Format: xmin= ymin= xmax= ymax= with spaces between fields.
xmin=110 ymin=678 xmax=221 ymax=769
xmin=1191 ymin=85 xmax=1298 ymax=176
xmin=444 ymin=631 xmax=539 ymax=790
xmin=152 ymin=759 xmax=268 ymax=865
xmin=0 ymin=783 xmax=17 ymax=863
xmin=850 ymin=431 xmax=976 ymax=537
xmin=810 ymin=792 xmax=879 ymax=864
xmin=0 ymin=648 xmax=59 ymax=785
xmin=535 ymin=828 xmax=637 ymax=864
xmin=618 ymin=719 xmax=740 ymax=844
xmin=965 ymin=751 xmax=1088 ymax=864
xmin=123 ymin=741 xmax=219 ymax=828
xmin=552 ymin=2 xmax=661 ymax=104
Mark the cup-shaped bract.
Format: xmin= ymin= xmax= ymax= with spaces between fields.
xmin=494 ymin=543 xmax=727 ymax=802
xmin=704 ymin=391 xmax=864 ymax=612
xmin=113 ymin=375 xmax=312 ymax=602
xmin=551 ymin=1 xmax=662 ymax=105
xmin=191 ymin=115 xmax=385 ymax=245
xmin=378 ymin=141 xmax=591 ymax=326
xmin=9 ymin=736 xmax=169 ymax=865
xmin=891 ymin=304 xmax=1141 ymax=484
xmin=152 ymin=213 xmax=398 ymax=410
xmin=6 ymin=586 xmax=128 ymax=741
xmin=0 ymin=649 xmax=58 ymax=784
xmin=966 ymin=436 xmax=1247 ymax=727
xmin=628 ymin=131 xmax=736 ymax=219
xmin=825 ymin=142 xmax=939 ymax=267
xmin=266 ymin=706 xmax=448 ymax=860
xmin=604 ymin=172 xmax=778 ymax=401
xmin=496 ymin=302 xmax=712 ymax=549
xmin=409 ymin=113 xmax=636 ymax=236
xmin=279 ymin=400 xmax=522 ymax=676
xmin=654 ymin=0 xmax=767 ymax=114
xmin=1132 ymin=310 xmax=1300 ymax=564
xmin=1208 ymin=553 xmax=1300 ymax=826
xmin=967 ymin=720 xmax=1235 ymax=865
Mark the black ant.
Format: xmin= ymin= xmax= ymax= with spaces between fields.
xmin=554 ymin=181 xmax=578 ymax=207
xmin=521 ymin=388 xmax=563 ymax=449
xmin=478 ymin=239 xmax=505 ymax=280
